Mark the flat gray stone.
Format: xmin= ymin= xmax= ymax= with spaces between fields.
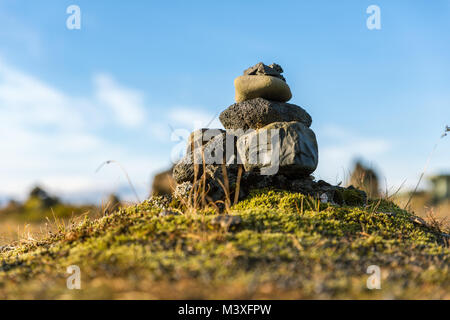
xmin=219 ymin=98 xmax=312 ymax=131
xmin=237 ymin=121 xmax=318 ymax=176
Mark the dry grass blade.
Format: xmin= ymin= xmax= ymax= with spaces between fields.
xmin=95 ymin=160 xmax=141 ymax=203
xmin=216 ymin=179 xmax=231 ymax=212
xmin=386 ymin=179 xmax=407 ymax=201
xmin=233 ymin=165 xmax=243 ymax=206
xmin=220 ymin=164 xmax=231 ymax=211
xmin=201 ymin=150 xmax=207 ymax=208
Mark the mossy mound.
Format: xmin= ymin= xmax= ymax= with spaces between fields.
xmin=0 ymin=190 xmax=448 ymax=299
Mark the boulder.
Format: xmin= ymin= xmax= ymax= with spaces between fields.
xmin=237 ymin=121 xmax=318 ymax=176
xmin=234 ymin=75 xmax=292 ymax=103
xmin=219 ymin=98 xmax=312 ymax=131
xmin=173 ymin=131 xmax=237 ymax=183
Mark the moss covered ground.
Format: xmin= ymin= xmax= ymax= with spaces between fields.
xmin=0 ymin=189 xmax=448 ymax=299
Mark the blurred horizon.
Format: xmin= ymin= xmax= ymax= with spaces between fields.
xmin=1 ymin=0 xmax=450 ymax=205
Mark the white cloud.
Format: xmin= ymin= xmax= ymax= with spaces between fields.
xmin=94 ymin=73 xmax=147 ymax=128
xmin=0 ymin=61 xmax=85 ymax=131
xmin=168 ymin=107 xmax=223 ymax=130
xmin=0 ymin=59 xmax=162 ymax=203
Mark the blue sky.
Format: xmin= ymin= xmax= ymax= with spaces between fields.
xmin=0 ymin=0 xmax=449 ymax=203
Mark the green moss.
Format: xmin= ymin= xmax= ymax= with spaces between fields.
xmin=233 ymin=189 xmax=328 ymax=212
xmin=336 ymin=188 xmax=366 ymax=206
xmin=0 ymin=190 xmax=448 ymax=299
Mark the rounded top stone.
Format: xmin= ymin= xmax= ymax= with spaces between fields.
xmin=235 ymin=62 xmax=292 ymax=103
xmin=234 ymin=75 xmax=292 ymax=103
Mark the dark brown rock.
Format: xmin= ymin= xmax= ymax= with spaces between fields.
xmin=219 ymin=98 xmax=312 ymax=131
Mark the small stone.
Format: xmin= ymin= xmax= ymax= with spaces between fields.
xmin=65 ymin=231 xmax=78 ymax=241
xmin=320 ymin=193 xmax=328 ymax=203
xmin=234 ymin=75 xmax=292 ymax=103
xmin=211 ymin=215 xmax=242 ymax=229
xmin=220 ymin=98 xmax=312 ymax=131
xmin=409 ymin=216 xmax=427 ymax=226
xmin=243 ymin=62 xmax=286 ymax=82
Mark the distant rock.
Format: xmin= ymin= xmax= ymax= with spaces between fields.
xmin=349 ymin=161 xmax=379 ymax=198
xmin=219 ymin=98 xmax=312 ymax=131
xmin=151 ymin=166 xmax=177 ymax=196
xmin=103 ymin=194 xmax=121 ymax=215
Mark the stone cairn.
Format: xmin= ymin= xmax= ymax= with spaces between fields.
xmin=172 ymin=63 xmax=365 ymax=206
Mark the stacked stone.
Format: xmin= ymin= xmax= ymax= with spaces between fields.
xmin=172 ymin=63 xmax=365 ymax=205
xmin=221 ymin=62 xmax=318 ymax=177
